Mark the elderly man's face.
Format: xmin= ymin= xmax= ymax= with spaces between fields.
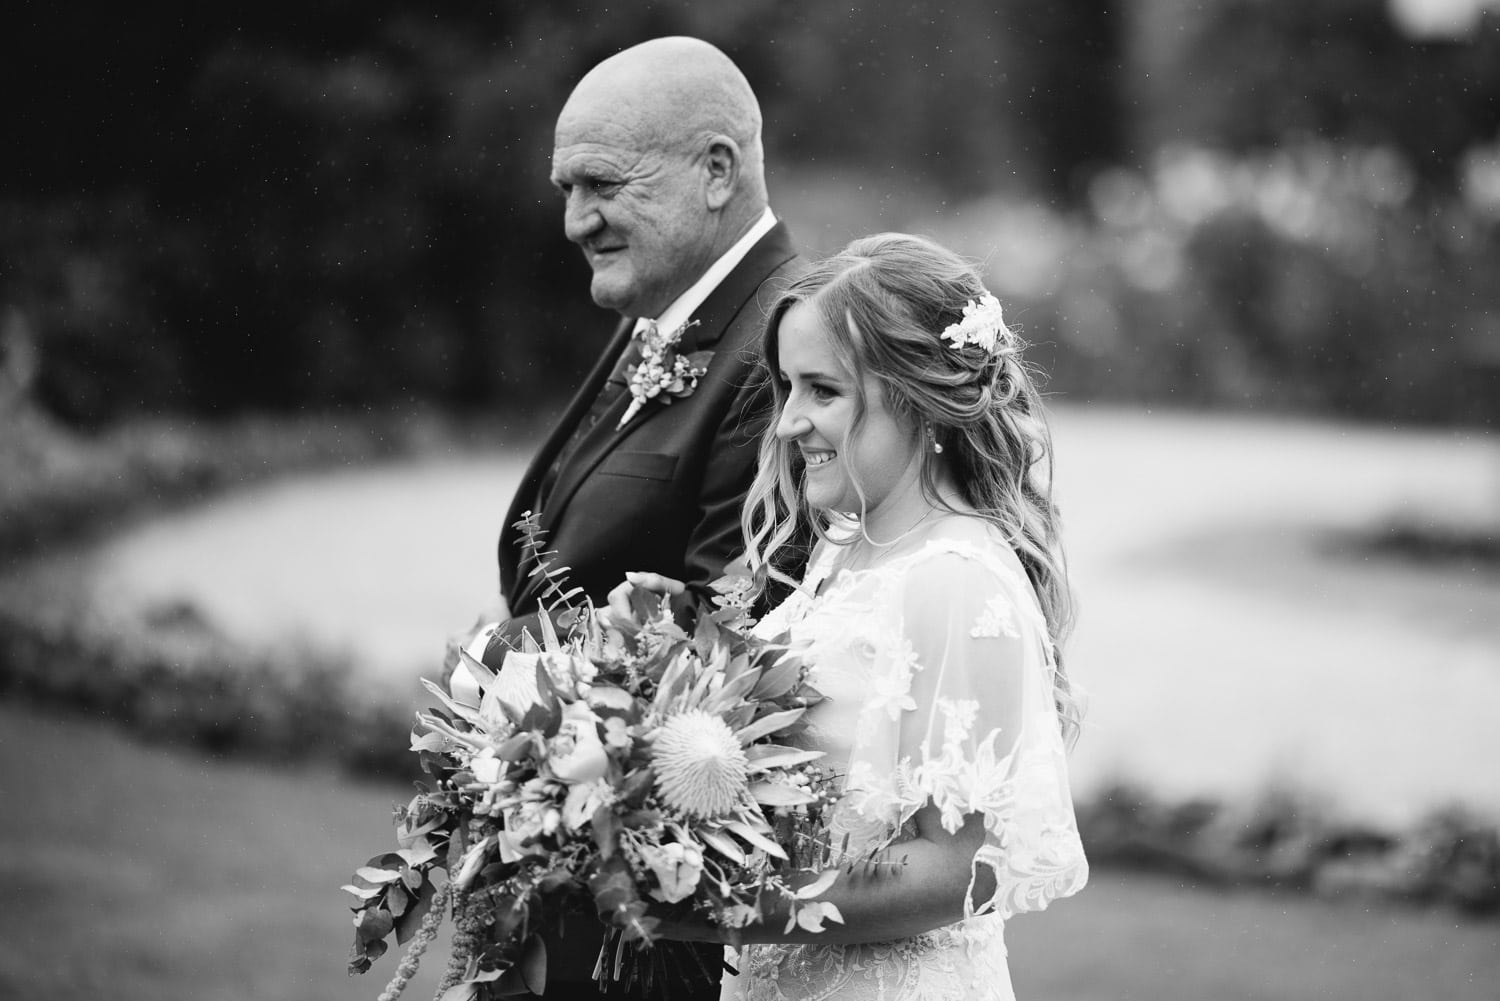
xmin=551 ymin=103 xmax=718 ymax=319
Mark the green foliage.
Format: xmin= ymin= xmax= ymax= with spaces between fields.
xmin=513 ymin=510 xmax=586 ymax=615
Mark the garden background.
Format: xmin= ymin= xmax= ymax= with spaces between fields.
xmin=2 ymin=1 xmax=1498 ymax=999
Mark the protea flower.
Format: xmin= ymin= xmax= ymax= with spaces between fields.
xmin=652 ymin=709 xmax=750 ymax=819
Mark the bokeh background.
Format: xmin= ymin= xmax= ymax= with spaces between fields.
xmin=2 ymin=2 xmax=1497 ymax=999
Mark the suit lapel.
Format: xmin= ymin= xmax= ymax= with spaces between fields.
xmin=679 ymin=221 xmax=797 ymax=355
xmin=519 ymin=223 xmax=799 ymax=606
xmin=503 ymin=319 xmax=631 ymax=595
xmin=596 ymin=221 xmax=797 ymax=442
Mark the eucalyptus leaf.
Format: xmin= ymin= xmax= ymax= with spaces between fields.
xmin=394 ymin=880 xmax=436 ymax=945
xmin=386 ymin=882 xmax=409 ymax=918
xmin=520 ymin=934 xmax=548 ymax=995
xmin=355 ymin=906 xmax=394 ymax=942
xmin=794 ymin=868 xmax=840 ymax=900
xmin=398 ymin=843 xmax=439 ymax=869
xmin=355 ymin=866 xmax=402 ymax=884
xmin=349 ymin=933 xmax=387 ymax=974
xmin=493 ymin=968 xmax=529 ymax=997
xmin=410 ymin=729 xmax=450 ymax=753
xmin=340 ymin=883 xmax=383 ymax=901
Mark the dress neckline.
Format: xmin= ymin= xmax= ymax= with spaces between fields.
xmin=806 ymin=518 xmax=1023 ymax=601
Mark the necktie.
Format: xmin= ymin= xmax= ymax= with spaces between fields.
xmin=536 ymin=334 xmax=643 ymax=509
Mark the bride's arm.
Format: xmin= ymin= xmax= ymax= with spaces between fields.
xmin=659 ymin=546 xmax=1081 ymax=946
xmin=684 ymin=805 xmax=996 ymax=945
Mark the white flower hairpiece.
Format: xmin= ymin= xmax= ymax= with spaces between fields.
xmin=939 ymin=293 xmax=1010 ymax=355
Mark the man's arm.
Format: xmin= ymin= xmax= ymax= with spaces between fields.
xmin=678 ymin=368 xmax=773 ymax=604
xmin=444 ymin=593 xmax=511 ymax=676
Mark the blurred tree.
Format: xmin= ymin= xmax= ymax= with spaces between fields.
xmin=3 ymin=1 xmax=1489 ymax=427
xmin=1131 ymin=0 xmax=1500 ymax=194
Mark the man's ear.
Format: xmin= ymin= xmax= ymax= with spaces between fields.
xmin=703 ymin=136 xmax=741 ymax=210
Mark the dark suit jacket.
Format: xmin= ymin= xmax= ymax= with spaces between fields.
xmin=494 ymin=221 xmax=804 ymax=637
xmin=486 ymin=222 xmax=804 ymax=997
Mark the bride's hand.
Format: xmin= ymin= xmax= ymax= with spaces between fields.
xmin=644 ymin=901 xmax=732 ymax=945
xmin=601 ymin=571 xmax=685 ymax=631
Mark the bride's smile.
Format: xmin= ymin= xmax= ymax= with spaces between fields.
xmin=773 ymin=300 xmax=924 ymax=529
xmin=801 ymin=448 xmax=835 ymax=467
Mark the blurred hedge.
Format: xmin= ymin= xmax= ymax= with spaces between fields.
xmin=0 ymin=402 xmax=507 ymax=557
xmin=937 ymin=142 xmax=1500 ymax=426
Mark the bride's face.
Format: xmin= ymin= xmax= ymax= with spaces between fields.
xmin=773 ymin=301 xmax=922 ymax=519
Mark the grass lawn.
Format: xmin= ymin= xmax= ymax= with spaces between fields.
xmin=1 ymin=703 xmax=1494 ymax=1001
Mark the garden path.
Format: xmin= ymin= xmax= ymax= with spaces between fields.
xmin=84 ymin=406 xmax=1500 ymax=827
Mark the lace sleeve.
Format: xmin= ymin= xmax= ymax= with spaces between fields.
xmin=843 ymin=543 xmax=1088 ymax=922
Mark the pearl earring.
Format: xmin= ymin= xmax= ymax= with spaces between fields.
xmin=928 ymin=424 xmax=943 ymax=454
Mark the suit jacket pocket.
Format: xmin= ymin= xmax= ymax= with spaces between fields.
xmin=598 ymin=450 xmax=679 ymax=481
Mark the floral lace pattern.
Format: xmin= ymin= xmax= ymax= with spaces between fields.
xmin=731 ymin=526 xmax=1087 ymax=1001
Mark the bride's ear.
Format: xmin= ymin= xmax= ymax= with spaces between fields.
xmin=703 ymin=136 xmax=741 ymax=210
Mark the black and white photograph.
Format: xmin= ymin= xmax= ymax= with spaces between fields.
xmin=2 ymin=3 xmax=1497 ymax=1000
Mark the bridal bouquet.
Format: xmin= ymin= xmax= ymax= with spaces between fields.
xmin=345 ymin=532 xmax=841 ymax=1001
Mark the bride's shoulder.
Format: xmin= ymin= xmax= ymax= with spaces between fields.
xmin=906 ymin=514 xmax=1024 ymax=575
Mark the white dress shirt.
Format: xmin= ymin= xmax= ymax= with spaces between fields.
xmin=632 ymin=207 xmax=779 ymax=337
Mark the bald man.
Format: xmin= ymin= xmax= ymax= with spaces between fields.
xmin=466 ymin=37 xmax=806 ymax=1000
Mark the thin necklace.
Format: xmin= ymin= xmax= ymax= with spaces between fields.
xmin=842 ymin=506 xmax=940 ymax=573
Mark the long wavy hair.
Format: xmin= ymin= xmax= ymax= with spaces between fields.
xmin=741 ymin=233 xmax=1081 ymax=740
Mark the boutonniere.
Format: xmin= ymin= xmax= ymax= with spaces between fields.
xmin=617 ymin=318 xmax=713 ymax=429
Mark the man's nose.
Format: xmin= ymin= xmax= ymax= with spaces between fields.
xmin=562 ymin=190 xmax=601 ymax=244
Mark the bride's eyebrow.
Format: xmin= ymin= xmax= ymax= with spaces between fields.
xmin=786 ymin=367 xmax=842 ymax=384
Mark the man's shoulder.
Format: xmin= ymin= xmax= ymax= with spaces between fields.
xmin=691 ymin=224 xmax=801 ymax=352
xmin=730 ymin=224 xmax=806 ymax=315
xmin=731 ymin=220 xmax=802 ymax=285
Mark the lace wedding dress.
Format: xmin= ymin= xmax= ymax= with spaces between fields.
xmin=724 ymin=518 xmax=1088 ymax=1001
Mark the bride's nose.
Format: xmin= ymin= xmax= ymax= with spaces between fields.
xmin=776 ymin=403 xmax=811 ymax=441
